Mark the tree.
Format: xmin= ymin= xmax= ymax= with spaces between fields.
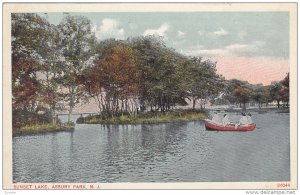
xmin=149 ymin=47 xmax=187 ymax=112
xmin=233 ymin=86 xmax=251 ymax=110
xmin=35 ymin=20 xmax=68 ymax=124
xmin=12 ymin=13 xmax=52 ymax=112
xmin=223 ymin=79 xmax=252 ymax=109
xmin=251 ymin=84 xmax=273 ymax=109
xmin=57 ymin=15 xmax=97 ymax=122
xmin=90 ymin=44 xmax=140 ymax=117
xmin=128 ymin=36 xmax=167 ymax=112
xmin=187 ymin=57 xmax=224 ymax=109
xmin=280 ymin=73 xmax=289 ymax=107
xmin=251 ymin=85 xmax=264 ymax=109
xmin=269 ymin=82 xmax=282 ymax=108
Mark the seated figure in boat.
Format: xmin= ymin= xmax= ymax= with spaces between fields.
xmin=247 ymin=113 xmax=253 ymax=124
xmin=222 ymin=114 xmax=231 ymax=126
xmin=239 ymin=113 xmax=249 ymax=125
xmin=211 ymin=112 xmax=222 ymax=125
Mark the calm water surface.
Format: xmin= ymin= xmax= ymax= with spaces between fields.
xmin=13 ymin=111 xmax=290 ymax=182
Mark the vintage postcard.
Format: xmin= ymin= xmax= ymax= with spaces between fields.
xmin=2 ymin=3 xmax=297 ymax=190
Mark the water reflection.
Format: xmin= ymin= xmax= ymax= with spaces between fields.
xmin=13 ymin=111 xmax=290 ymax=182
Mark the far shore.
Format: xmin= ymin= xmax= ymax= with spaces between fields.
xmin=216 ymin=107 xmax=290 ymax=113
xmin=58 ymin=106 xmax=289 ymax=116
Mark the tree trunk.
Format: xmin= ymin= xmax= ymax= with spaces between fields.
xmin=50 ymin=107 xmax=56 ymax=124
xmin=243 ymin=102 xmax=246 ymax=111
xmin=277 ymin=100 xmax=280 ymax=108
xmin=192 ymin=98 xmax=196 ymax=110
xmin=68 ymin=105 xmax=73 ymax=123
xmin=121 ymin=99 xmax=124 ymax=116
xmin=95 ymin=95 xmax=102 ymax=113
xmin=125 ymin=98 xmax=128 ymax=113
xmin=200 ymin=99 xmax=203 ymax=110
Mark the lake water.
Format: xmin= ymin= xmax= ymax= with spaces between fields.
xmin=13 ymin=111 xmax=290 ymax=182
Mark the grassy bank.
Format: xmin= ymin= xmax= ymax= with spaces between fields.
xmin=77 ymin=110 xmax=208 ymax=125
xmin=13 ymin=122 xmax=75 ymax=136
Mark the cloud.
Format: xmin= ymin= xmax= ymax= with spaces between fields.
xmin=225 ymin=41 xmax=266 ymax=55
xmin=143 ymin=23 xmax=170 ymax=38
xmin=177 ymin=30 xmax=186 ymax=38
xmin=197 ymin=28 xmax=228 ymax=37
xmin=185 ymin=41 xmax=266 ymax=57
xmin=213 ymin=28 xmax=228 ymax=36
xmin=95 ymin=18 xmax=125 ymax=40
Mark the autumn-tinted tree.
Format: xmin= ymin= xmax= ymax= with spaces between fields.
xmin=90 ymin=44 xmax=140 ymax=117
xmin=12 ymin=13 xmax=58 ymax=128
xmin=12 ymin=13 xmax=52 ymax=112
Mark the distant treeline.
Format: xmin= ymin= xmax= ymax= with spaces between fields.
xmin=12 ymin=13 xmax=289 ymax=128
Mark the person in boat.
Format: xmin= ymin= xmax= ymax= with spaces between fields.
xmin=211 ymin=112 xmax=222 ymax=125
xmin=239 ymin=112 xmax=249 ymax=125
xmin=222 ymin=114 xmax=231 ymax=126
xmin=247 ymin=113 xmax=253 ymax=124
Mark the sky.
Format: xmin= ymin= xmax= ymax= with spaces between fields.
xmin=40 ymin=12 xmax=289 ymax=85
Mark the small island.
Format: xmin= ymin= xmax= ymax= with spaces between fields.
xmin=76 ymin=109 xmax=208 ymax=125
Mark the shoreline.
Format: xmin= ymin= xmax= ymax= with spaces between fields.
xmin=13 ymin=123 xmax=75 ymax=137
xmin=57 ymin=106 xmax=289 ymax=116
xmin=76 ymin=111 xmax=208 ymax=125
xmin=209 ymin=107 xmax=290 ymax=113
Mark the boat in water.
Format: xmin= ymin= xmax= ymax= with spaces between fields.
xmin=204 ymin=119 xmax=256 ymax=131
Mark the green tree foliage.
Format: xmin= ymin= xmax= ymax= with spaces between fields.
xmin=128 ymin=36 xmax=168 ymax=111
xmin=222 ymin=79 xmax=252 ymax=109
xmin=37 ymin=20 xmax=67 ymax=123
xmin=251 ymin=85 xmax=272 ymax=108
xmin=269 ymin=82 xmax=283 ymax=108
xmin=220 ymin=74 xmax=289 ymax=110
xmin=57 ymin=15 xmax=97 ymax=122
xmin=186 ymin=57 xmax=224 ymax=109
xmin=280 ymin=73 xmax=289 ymax=107
xmin=267 ymin=73 xmax=289 ymax=108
